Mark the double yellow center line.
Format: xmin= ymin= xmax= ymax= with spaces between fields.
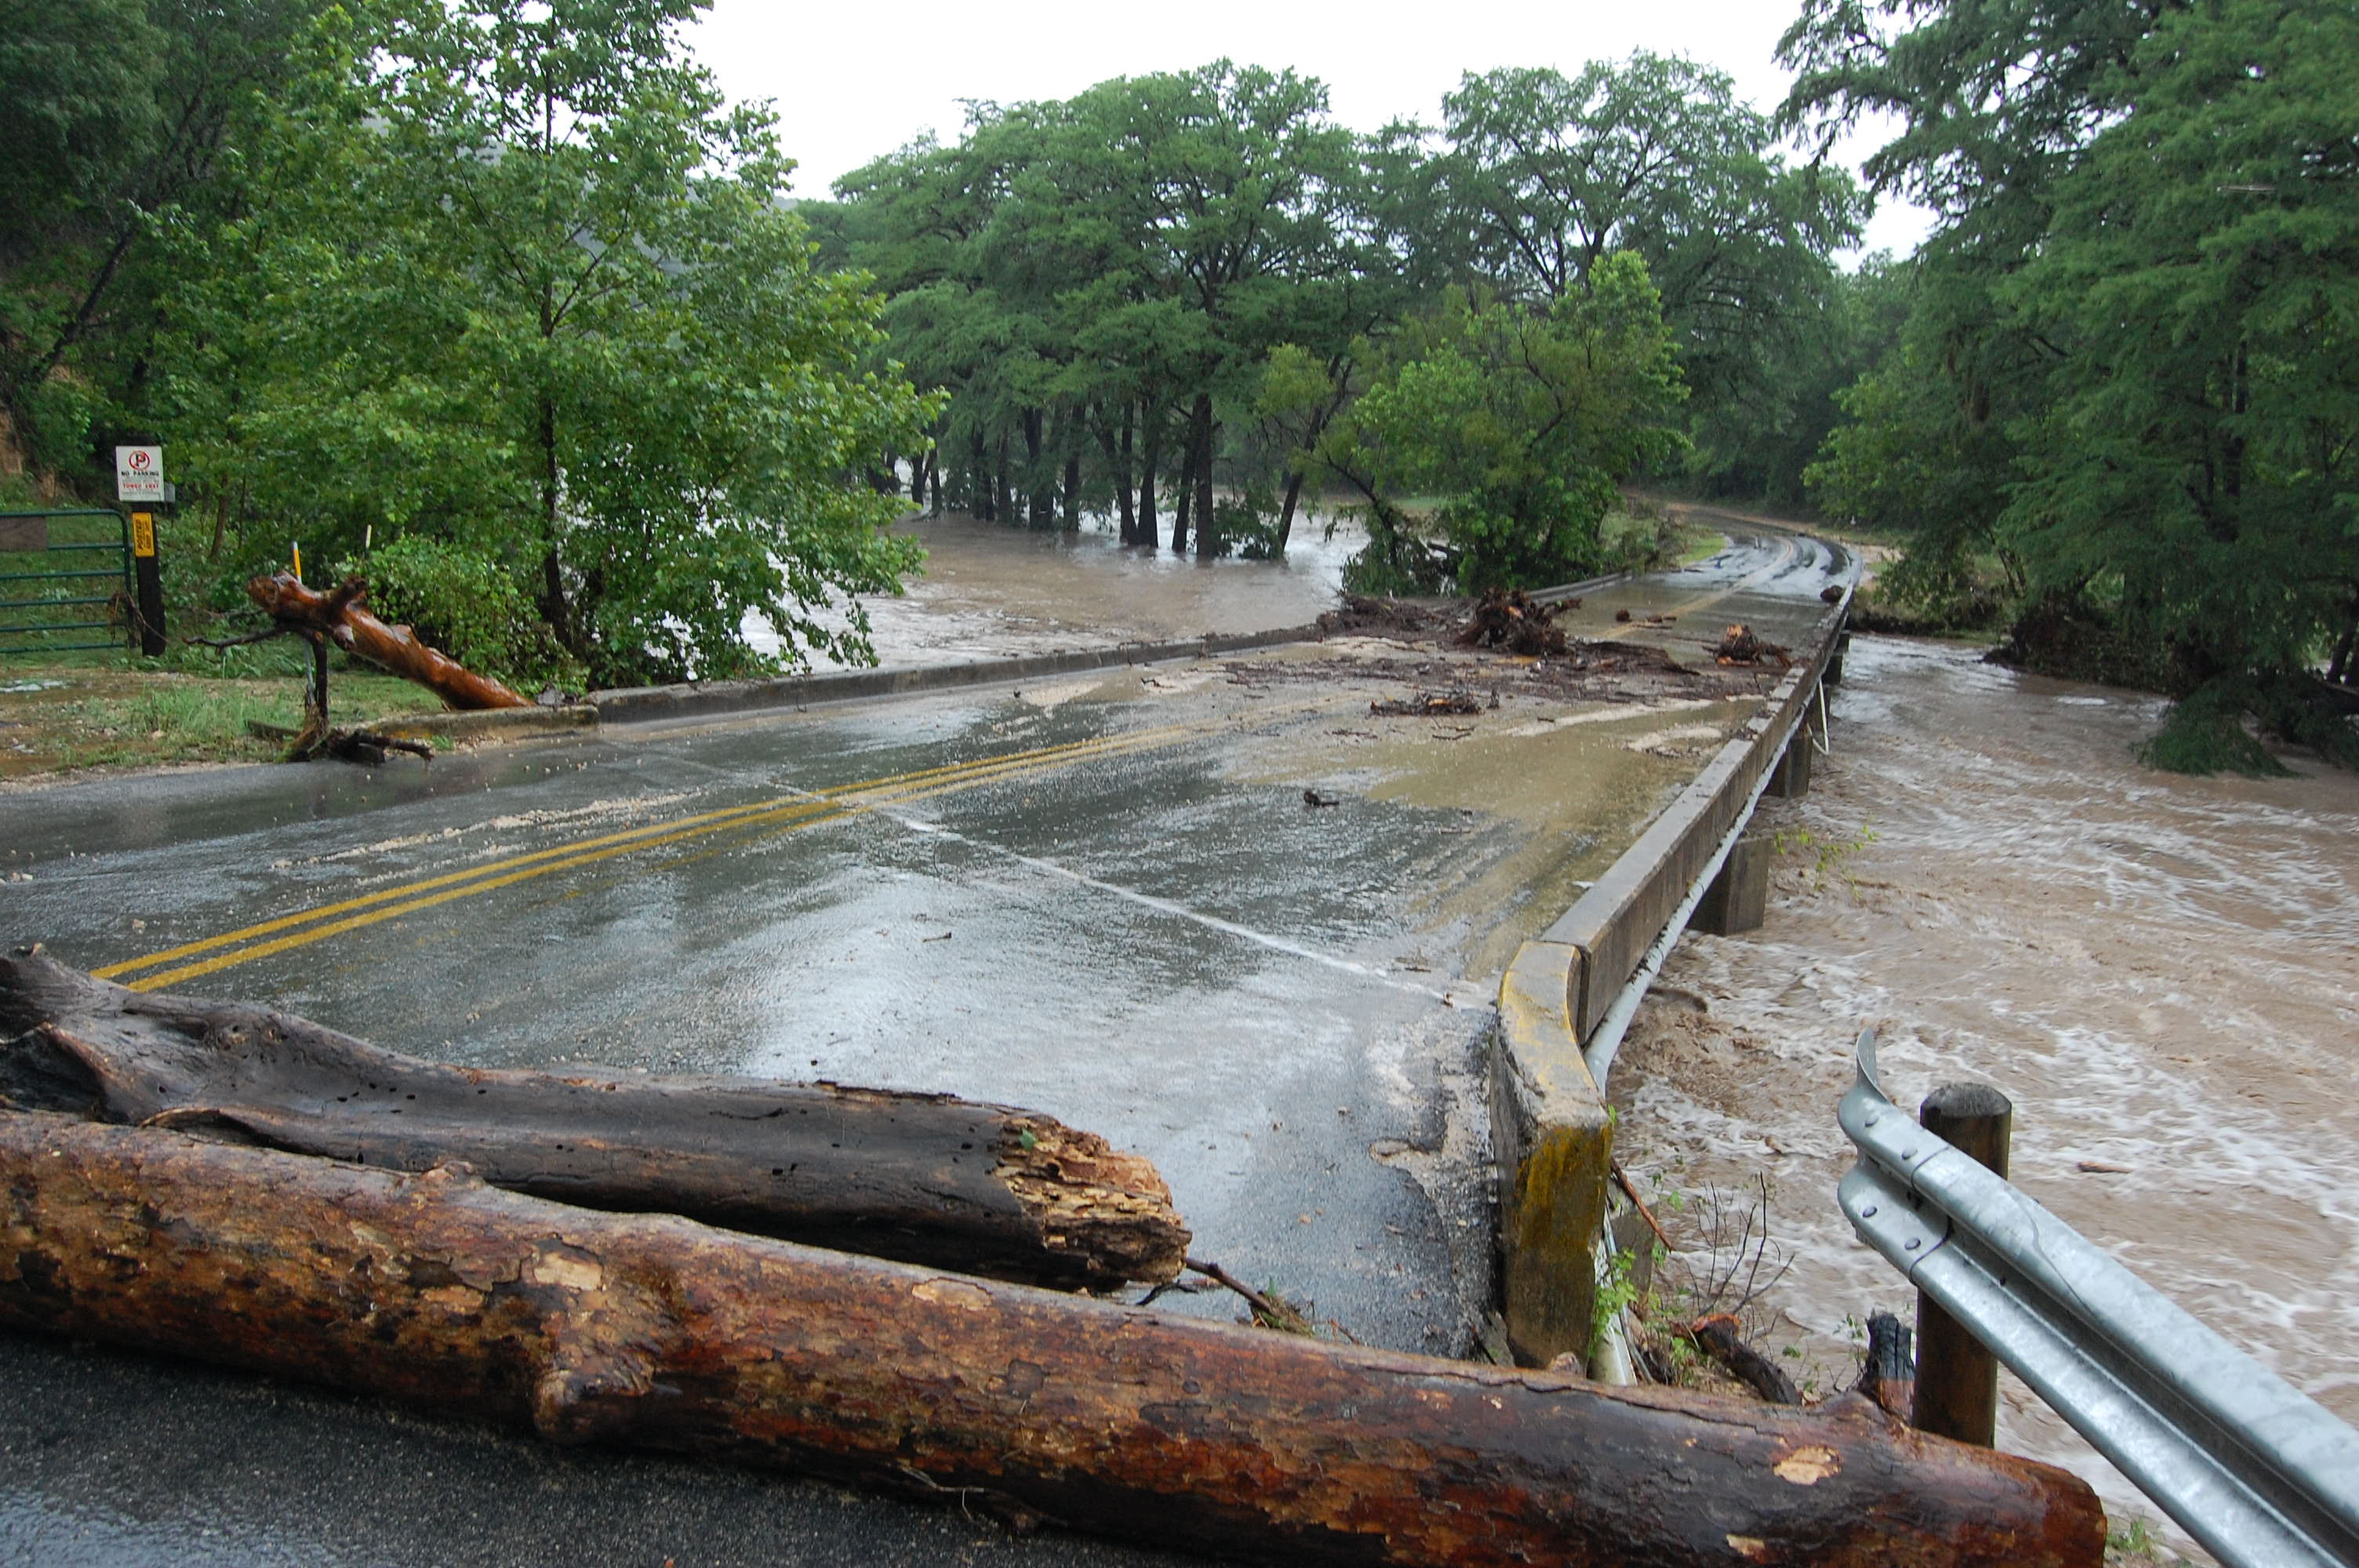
xmin=97 ymin=719 xmax=1209 ymax=993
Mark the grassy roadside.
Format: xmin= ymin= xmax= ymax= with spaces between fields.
xmin=1 ymin=652 xmax=445 ymax=784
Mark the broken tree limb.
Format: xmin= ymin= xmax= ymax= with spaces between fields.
xmin=0 ymin=1110 xmax=2106 ymax=1567
xmin=1679 ymin=1312 xmax=1806 ymax=1407
xmin=246 ymin=571 xmax=531 ymax=711
xmin=0 ymin=947 xmax=1184 ymax=1289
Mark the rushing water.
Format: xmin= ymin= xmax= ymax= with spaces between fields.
xmin=1609 ymin=634 xmax=2359 ymax=1556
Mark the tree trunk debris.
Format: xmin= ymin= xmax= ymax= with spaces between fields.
xmin=1859 ymin=1309 xmax=1919 ymax=1421
xmin=0 ymin=947 xmax=1185 ymax=1290
xmin=247 ymin=570 xmax=533 ymax=710
xmin=1711 ymin=623 xmax=1794 ymax=668
xmin=0 ymin=1107 xmax=2107 ymax=1567
xmin=1370 ymin=688 xmax=1485 ymax=717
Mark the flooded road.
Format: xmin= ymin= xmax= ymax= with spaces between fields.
xmin=1608 ymin=634 xmax=2359 ymax=1555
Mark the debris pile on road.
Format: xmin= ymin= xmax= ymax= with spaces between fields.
xmin=1712 ymin=622 xmax=1794 ymax=667
xmin=1314 ymin=593 xmax=1448 ymax=640
xmin=1455 ymin=586 xmax=1568 ymax=657
xmin=1371 ymin=688 xmax=1486 ymax=717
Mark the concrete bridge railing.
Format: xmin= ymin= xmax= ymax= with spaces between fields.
xmin=1491 ymin=567 xmax=1856 ymax=1370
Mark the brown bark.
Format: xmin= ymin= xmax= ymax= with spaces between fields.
xmin=0 ymin=1109 xmax=2106 ymax=1568
xmin=0 ymin=948 xmax=1184 ymax=1290
xmin=246 ymin=572 xmax=531 ymax=711
xmin=1192 ymin=391 xmax=1217 ymax=560
xmin=1859 ymin=1310 xmax=1917 ymax=1422
xmin=1172 ymin=442 xmax=1193 ymax=553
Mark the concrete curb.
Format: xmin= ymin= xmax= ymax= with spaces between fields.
xmin=1491 ymin=554 xmax=1858 ymax=1370
xmin=366 ymin=706 xmax=598 ymax=743
xmin=586 ymin=624 xmax=1325 ymax=726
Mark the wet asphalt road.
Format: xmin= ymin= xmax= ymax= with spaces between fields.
xmin=0 ymin=524 xmax=1845 ymax=1566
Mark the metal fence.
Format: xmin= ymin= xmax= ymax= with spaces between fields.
xmin=1840 ymin=1026 xmax=2359 ymax=1568
xmin=0 ymin=509 xmax=133 ymax=655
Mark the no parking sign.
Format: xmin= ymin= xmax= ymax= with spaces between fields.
xmin=114 ymin=445 xmax=165 ymax=503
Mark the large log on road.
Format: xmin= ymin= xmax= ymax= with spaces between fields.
xmin=247 ymin=570 xmax=532 ymax=710
xmin=0 ymin=946 xmax=1185 ymax=1289
xmin=0 ymin=1109 xmax=2106 ymax=1567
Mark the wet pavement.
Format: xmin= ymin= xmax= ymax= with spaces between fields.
xmin=0 ymin=522 xmax=1846 ymax=1566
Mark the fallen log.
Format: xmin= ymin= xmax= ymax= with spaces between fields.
xmin=0 ymin=1109 xmax=2106 ymax=1567
xmin=247 ymin=571 xmax=531 ymax=711
xmin=0 ymin=946 xmax=1184 ymax=1289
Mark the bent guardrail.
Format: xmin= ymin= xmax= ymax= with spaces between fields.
xmin=1840 ymin=1027 xmax=2359 ymax=1568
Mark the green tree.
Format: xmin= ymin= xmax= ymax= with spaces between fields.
xmin=167 ymin=0 xmax=936 ymax=684
xmin=1436 ymin=56 xmax=1863 ymax=496
xmin=2003 ymin=0 xmax=2359 ymax=760
xmin=838 ymin=63 xmax=1373 ymax=557
xmin=1314 ymin=252 xmax=1688 ymax=592
xmin=0 ymin=0 xmax=310 ymax=482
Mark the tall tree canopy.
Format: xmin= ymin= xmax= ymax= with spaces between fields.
xmin=165 ymin=0 xmax=936 ymax=684
xmin=1434 ymin=56 xmax=1866 ymax=502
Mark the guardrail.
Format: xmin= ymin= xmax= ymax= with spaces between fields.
xmin=1840 ymin=1027 xmax=2359 ymax=1568
xmin=1490 ymin=544 xmax=1857 ymax=1368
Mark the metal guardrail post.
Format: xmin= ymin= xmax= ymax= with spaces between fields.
xmin=1841 ymin=1028 xmax=2359 ymax=1568
xmin=1914 ymin=1082 xmax=2011 ymax=1446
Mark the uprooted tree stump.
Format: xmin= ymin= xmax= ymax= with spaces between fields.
xmin=0 ymin=1108 xmax=2107 ymax=1567
xmin=1457 ymin=586 xmax=1570 ymax=657
xmin=0 ymin=946 xmax=1186 ymax=1290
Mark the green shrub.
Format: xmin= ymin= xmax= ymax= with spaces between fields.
xmin=341 ymin=535 xmax=583 ymax=695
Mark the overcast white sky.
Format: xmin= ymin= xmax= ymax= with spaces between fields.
xmin=683 ymin=0 xmax=1933 ymax=262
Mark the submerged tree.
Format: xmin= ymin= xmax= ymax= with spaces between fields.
xmin=166 ymin=0 xmax=936 ymax=685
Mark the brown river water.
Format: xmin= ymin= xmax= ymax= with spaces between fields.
xmin=1610 ymin=633 xmax=2359 ymax=1557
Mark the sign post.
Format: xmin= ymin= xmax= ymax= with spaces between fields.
xmin=114 ymin=446 xmax=169 ymax=655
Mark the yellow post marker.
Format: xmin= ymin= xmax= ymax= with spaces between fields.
xmin=292 ymin=542 xmax=303 ymax=583
xmin=129 ymin=510 xmax=166 ymax=655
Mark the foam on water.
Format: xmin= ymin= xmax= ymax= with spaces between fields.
xmin=1610 ymin=635 xmax=2359 ymax=1557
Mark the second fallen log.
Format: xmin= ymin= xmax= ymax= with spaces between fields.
xmin=0 ymin=1110 xmax=2109 ymax=1568
xmin=0 ymin=946 xmax=1186 ymax=1289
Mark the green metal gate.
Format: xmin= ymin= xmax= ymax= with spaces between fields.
xmin=0 ymin=509 xmax=133 ymax=655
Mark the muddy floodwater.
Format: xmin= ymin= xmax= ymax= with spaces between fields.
xmin=1610 ymin=635 xmax=2359 ymax=1557
xmin=752 ymin=510 xmax=1365 ymax=665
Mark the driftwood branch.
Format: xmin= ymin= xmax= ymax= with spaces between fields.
xmin=0 ymin=947 xmax=1185 ymax=1290
xmin=0 ymin=1109 xmax=2106 ymax=1567
xmin=1678 ymin=1312 xmax=1806 ymax=1406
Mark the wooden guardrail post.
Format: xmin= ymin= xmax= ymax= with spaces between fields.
xmin=1914 ymin=1082 xmax=2014 ymax=1446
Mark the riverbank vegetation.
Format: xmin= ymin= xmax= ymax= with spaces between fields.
xmin=3 ymin=0 xmax=2352 ymax=769
xmin=1783 ymin=0 xmax=2359 ymax=774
